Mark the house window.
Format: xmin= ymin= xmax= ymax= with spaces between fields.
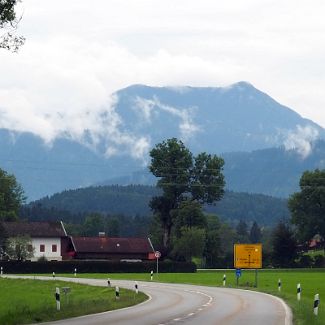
xmin=52 ymin=244 xmax=57 ymax=252
xmin=40 ymin=244 xmax=45 ymax=252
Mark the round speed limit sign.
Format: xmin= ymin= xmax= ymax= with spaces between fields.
xmin=154 ymin=251 xmax=161 ymax=258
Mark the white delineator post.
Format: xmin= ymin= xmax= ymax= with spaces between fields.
xmin=115 ymin=286 xmax=120 ymax=300
xmin=135 ymin=281 xmax=138 ymax=294
xmin=278 ymin=279 xmax=281 ymax=292
xmin=55 ymin=287 xmax=60 ymax=311
xmin=223 ymin=274 xmax=226 ymax=286
xmin=107 ymin=278 xmax=111 ymax=287
xmin=74 ymin=268 xmax=77 ymax=277
xmin=52 ymin=272 xmax=55 ymax=279
xmin=0 ymin=266 xmax=3 ymax=276
xmin=297 ymin=283 xmax=301 ymax=301
xmin=150 ymin=270 xmax=153 ymax=281
xmin=314 ymin=294 xmax=320 ymax=316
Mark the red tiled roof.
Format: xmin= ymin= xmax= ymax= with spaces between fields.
xmin=2 ymin=221 xmax=66 ymax=238
xmin=72 ymin=237 xmax=153 ymax=254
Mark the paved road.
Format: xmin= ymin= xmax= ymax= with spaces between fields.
xmin=7 ymin=276 xmax=292 ymax=325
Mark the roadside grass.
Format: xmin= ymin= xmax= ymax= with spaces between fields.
xmin=51 ymin=269 xmax=325 ymax=325
xmin=0 ymin=278 xmax=147 ymax=325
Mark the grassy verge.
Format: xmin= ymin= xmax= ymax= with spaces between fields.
xmin=50 ymin=269 xmax=325 ymax=325
xmin=0 ymin=278 xmax=147 ymax=325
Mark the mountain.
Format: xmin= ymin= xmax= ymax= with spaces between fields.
xmin=24 ymin=185 xmax=290 ymax=226
xmin=1 ymin=82 xmax=324 ymax=200
xmin=115 ymin=82 xmax=325 ymax=153
xmin=223 ymin=141 xmax=325 ymax=197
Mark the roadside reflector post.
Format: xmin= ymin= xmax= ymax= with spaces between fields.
xmin=278 ymin=279 xmax=281 ymax=292
xmin=115 ymin=286 xmax=120 ymax=300
xmin=52 ymin=271 xmax=55 ymax=279
xmin=255 ymin=269 xmax=258 ymax=288
xmin=107 ymin=278 xmax=111 ymax=287
xmin=74 ymin=268 xmax=77 ymax=277
xmin=0 ymin=266 xmax=3 ymax=276
xmin=297 ymin=283 xmax=301 ymax=301
xmin=135 ymin=281 xmax=138 ymax=294
xmin=55 ymin=287 xmax=60 ymax=311
xmin=150 ymin=270 xmax=153 ymax=281
xmin=223 ymin=274 xmax=226 ymax=286
xmin=314 ymin=294 xmax=320 ymax=316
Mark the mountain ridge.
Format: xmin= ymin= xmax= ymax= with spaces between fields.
xmin=0 ymin=82 xmax=324 ymax=199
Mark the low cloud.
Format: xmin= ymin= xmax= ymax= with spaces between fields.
xmin=283 ymin=125 xmax=319 ymax=158
xmin=134 ymin=96 xmax=200 ymax=141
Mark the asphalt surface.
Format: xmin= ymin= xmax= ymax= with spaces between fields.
xmin=7 ymin=276 xmax=292 ymax=325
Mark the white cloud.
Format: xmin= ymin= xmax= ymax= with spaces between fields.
xmin=134 ymin=96 xmax=200 ymax=140
xmin=283 ymin=125 xmax=319 ymax=158
xmin=0 ymin=0 xmax=325 ymax=161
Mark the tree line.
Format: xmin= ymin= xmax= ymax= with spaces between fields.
xmin=0 ymin=137 xmax=325 ymax=267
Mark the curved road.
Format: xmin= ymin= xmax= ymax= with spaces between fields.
xmin=8 ymin=276 xmax=292 ymax=325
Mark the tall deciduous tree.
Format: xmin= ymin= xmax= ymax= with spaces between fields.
xmin=171 ymin=227 xmax=206 ymax=262
xmin=149 ymin=138 xmax=225 ymax=251
xmin=0 ymin=0 xmax=25 ymax=52
xmin=288 ymin=169 xmax=325 ymax=244
xmin=0 ymin=167 xmax=25 ymax=221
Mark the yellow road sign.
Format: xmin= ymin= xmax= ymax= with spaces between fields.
xmin=234 ymin=243 xmax=262 ymax=269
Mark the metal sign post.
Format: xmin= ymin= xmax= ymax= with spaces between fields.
xmin=155 ymin=251 xmax=161 ymax=274
xmin=234 ymin=244 xmax=262 ymax=287
xmin=235 ymin=268 xmax=241 ymax=286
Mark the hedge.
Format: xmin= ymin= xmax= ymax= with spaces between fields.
xmin=0 ymin=260 xmax=196 ymax=274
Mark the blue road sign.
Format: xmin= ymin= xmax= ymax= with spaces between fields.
xmin=235 ymin=268 xmax=242 ymax=277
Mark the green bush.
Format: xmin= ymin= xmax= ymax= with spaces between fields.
xmin=296 ymin=255 xmax=313 ymax=268
xmin=313 ymin=254 xmax=325 ymax=267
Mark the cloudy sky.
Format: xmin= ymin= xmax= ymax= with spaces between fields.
xmin=1 ymin=0 xmax=325 ymax=146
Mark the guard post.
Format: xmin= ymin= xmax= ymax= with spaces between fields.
xmin=314 ymin=294 xmax=320 ymax=316
xmin=135 ymin=281 xmax=138 ymax=294
xmin=55 ymin=287 xmax=60 ymax=311
xmin=115 ymin=286 xmax=120 ymax=300
xmin=150 ymin=270 xmax=153 ymax=281
xmin=297 ymin=283 xmax=301 ymax=301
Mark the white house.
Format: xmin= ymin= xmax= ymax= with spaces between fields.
xmin=2 ymin=221 xmax=68 ymax=261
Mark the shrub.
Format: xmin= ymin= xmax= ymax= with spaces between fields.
xmin=313 ymin=254 xmax=325 ymax=267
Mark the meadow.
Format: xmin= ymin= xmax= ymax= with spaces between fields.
xmin=0 ymin=277 xmax=147 ymax=325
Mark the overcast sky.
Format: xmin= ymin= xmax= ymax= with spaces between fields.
xmin=1 ymin=0 xmax=325 ymax=145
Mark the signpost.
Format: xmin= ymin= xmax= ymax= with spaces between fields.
xmin=235 ymin=268 xmax=242 ymax=286
xmin=155 ymin=251 xmax=161 ymax=274
xmin=234 ymin=243 xmax=262 ymax=287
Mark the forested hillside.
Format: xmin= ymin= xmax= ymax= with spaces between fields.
xmin=21 ymin=185 xmax=289 ymax=226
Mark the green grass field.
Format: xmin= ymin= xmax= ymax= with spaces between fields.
xmin=54 ymin=269 xmax=324 ymax=325
xmin=0 ymin=278 xmax=147 ymax=325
